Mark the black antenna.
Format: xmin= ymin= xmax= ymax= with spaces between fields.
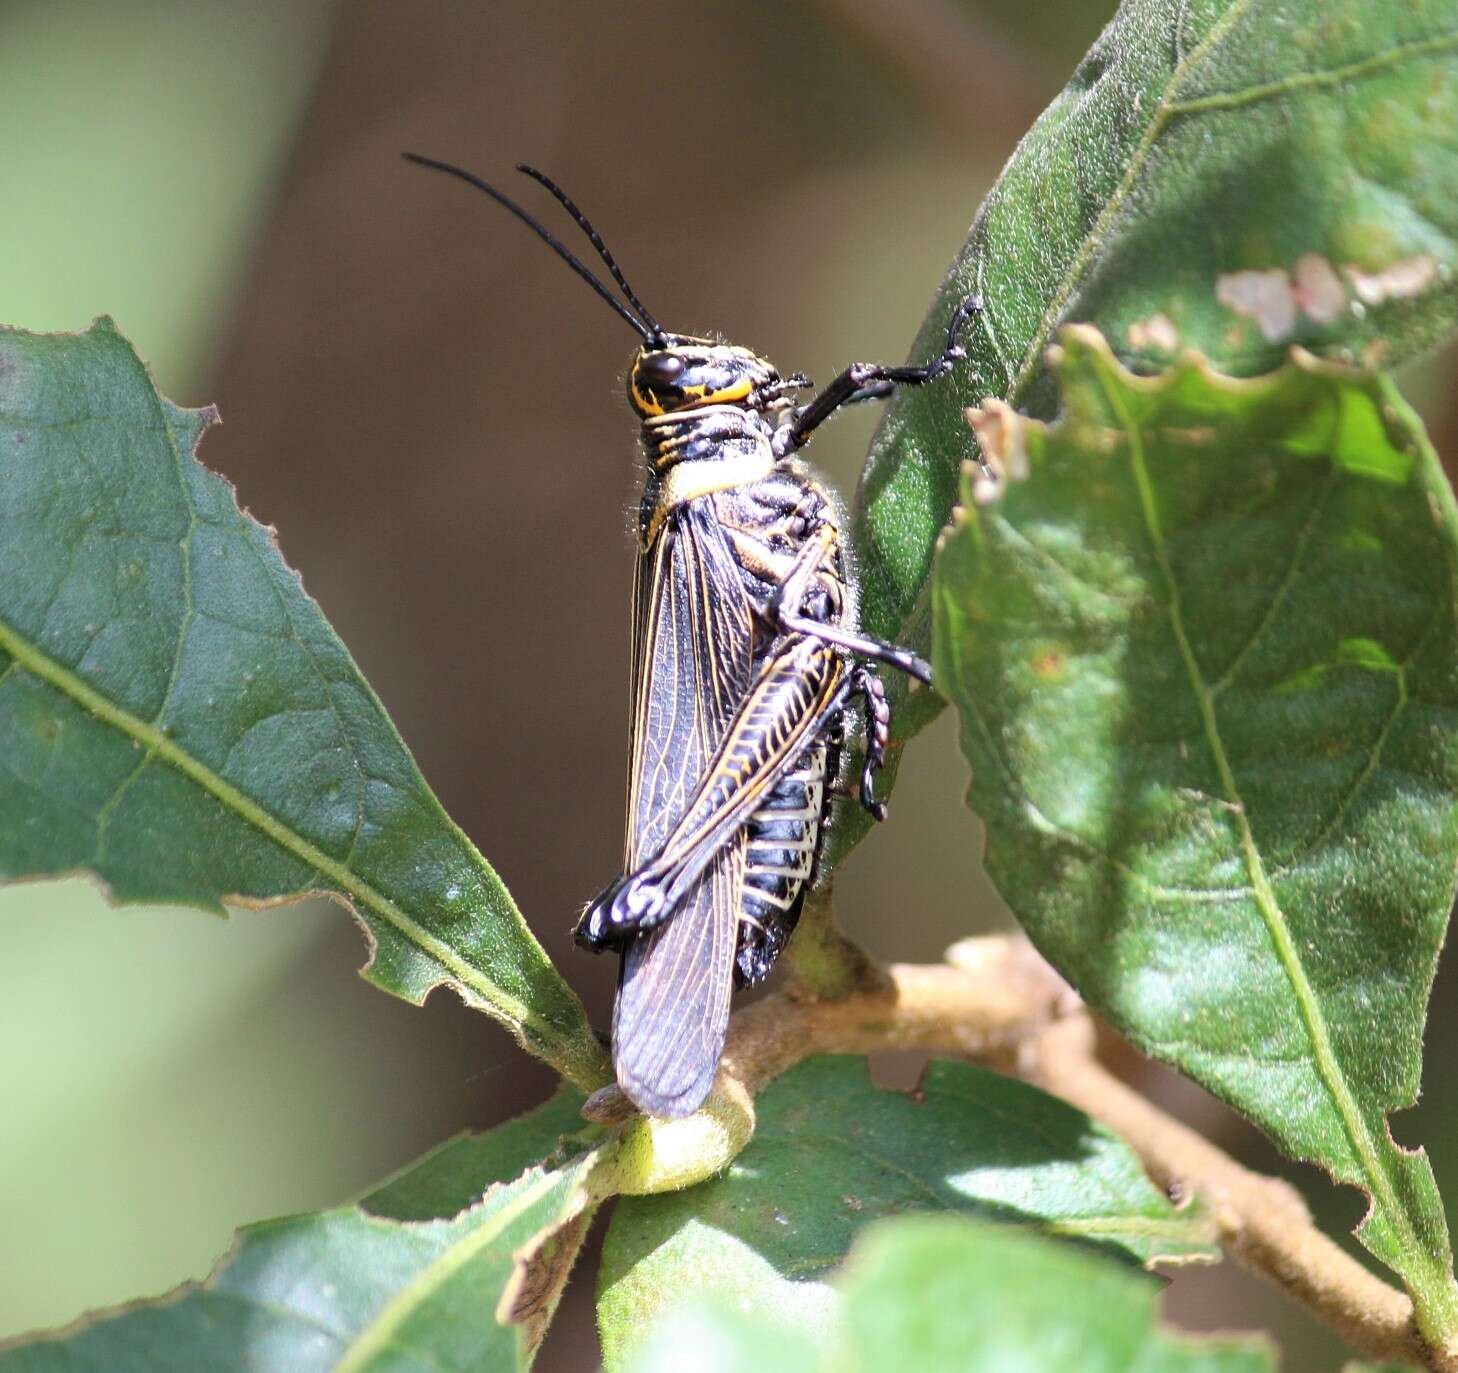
xmin=402 ymin=152 xmax=653 ymax=344
xmin=514 ymin=164 xmax=665 ymax=345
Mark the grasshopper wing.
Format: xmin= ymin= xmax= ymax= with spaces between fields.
xmin=609 ymin=501 xmax=755 ymax=1117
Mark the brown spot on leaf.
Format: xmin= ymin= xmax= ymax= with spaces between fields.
xmin=964 ymin=399 xmax=1029 ymax=493
xmin=1344 ymin=253 xmax=1438 ymax=305
xmin=1031 ymin=649 xmax=1066 ymax=680
xmin=1127 ymin=312 xmax=1179 ymax=353
xmin=498 ymin=1207 xmax=594 ymax=1357
xmin=1291 ymin=253 xmax=1346 ymax=324
xmin=1216 ymin=268 xmax=1296 ymax=342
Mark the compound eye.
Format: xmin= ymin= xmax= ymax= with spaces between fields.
xmin=637 ymin=353 xmax=685 ymax=388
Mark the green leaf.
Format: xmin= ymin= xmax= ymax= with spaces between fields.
xmin=0 ymin=1089 xmax=602 ymax=1372
xmin=623 ymin=1216 xmax=1271 ymax=1373
xmin=597 ymin=1056 xmax=1215 ymax=1369
xmin=624 ymin=1304 xmax=823 ymax=1373
xmin=858 ymin=0 xmax=1458 ymax=652
xmin=362 ymin=1086 xmax=593 ymax=1221
xmin=932 ymin=329 xmax=1458 ymax=1336
xmin=0 ymin=319 xmax=605 ymax=1087
xmin=829 ymin=0 xmax=1458 ymax=872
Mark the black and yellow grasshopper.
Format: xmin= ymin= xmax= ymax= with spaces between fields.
xmin=406 ymin=154 xmax=978 ymax=1118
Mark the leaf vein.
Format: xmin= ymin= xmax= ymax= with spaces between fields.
xmin=0 ymin=608 xmax=548 ymax=1041
xmin=94 ymin=748 xmax=156 ymax=860
xmin=1005 ymin=0 xmax=1260 ymax=408
xmin=333 ymin=1169 xmax=574 ymax=1373
xmin=954 ymin=629 xmax=1250 ymax=905
xmin=1210 ymin=467 xmax=1337 ymax=697
xmin=1268 ymin=622 xmax=1427 ymax=882
xmin=1095 ymin=363 xmax=1424 ymax=1273
xmin=1165 ymin=29 xmax=1458 ymax=118
xmin=151 ymin=401 xmax=198 ymax=733
xmin=234 ymin=523 xmax=371 ymax=877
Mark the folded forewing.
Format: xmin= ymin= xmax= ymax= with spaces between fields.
xmin=614 ymin=501 xmax=755 ymax=1115
xmin=624 ymin=501 xmax=754 ymax=865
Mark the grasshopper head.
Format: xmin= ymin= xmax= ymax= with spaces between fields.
xmin=629 ymin=338 xmax=785 ymax=418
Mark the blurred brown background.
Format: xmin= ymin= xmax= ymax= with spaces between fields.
xmin=3 ymin=1 xmax=1456 ymax=1368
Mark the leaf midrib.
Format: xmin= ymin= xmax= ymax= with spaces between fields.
xmin=0 ymin=608 xmax=549 ymax=1040
xmin=885 ymin=1 xmax=1260 ymax=651
xmin=1002 ymin=11 xmax=1458 ymax=415
xmin=893 ymin=10 xmax=1458 ymax=677
xmin=334 ymin=1166 xmax=579 ymax=1373
xmin=1002 ymin=0 xmax=1258 ymax=410
xmin=1095 ymin=369 xmax=1436 ymax=1295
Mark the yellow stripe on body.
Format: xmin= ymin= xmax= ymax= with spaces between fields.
xmin=651 ymin=639 xmax=842 ymax=871
xmin=643 ymin=446 xmax=776 ymax=546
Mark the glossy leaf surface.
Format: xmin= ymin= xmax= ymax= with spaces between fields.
xmin=828 ymin=0 xmax=1458 ymax=871
xmin=0 ymin=320 xmax=605 ymax=1086
xmin=933 ymin=329 xmax=1458 ymax=1329
xmin=858 ymin=0 xmax=1458 ymax=651
xmin=623 ymin=1216 xmax=1270 ymax=1373
xmin=598 ymin=1056 xmax=1215 ymax=1368
xmin=0 ymin=1090 xmax=600 ymax=1371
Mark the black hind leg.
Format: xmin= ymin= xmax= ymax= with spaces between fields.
xmin=852 ymin=665 xmax=891 ymax=822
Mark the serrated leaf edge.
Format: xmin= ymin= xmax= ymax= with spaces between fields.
xmin=0 ymin=318 xmax=604 ymax=1082
xmin=931 ymin=330 xmax=1458 ymax=1334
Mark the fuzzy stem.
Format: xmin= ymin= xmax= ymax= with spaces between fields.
xmin=1024 ymin=1012 xmax=1445 ymax=1371
xmin=780 ymin=887 xmax=890 ymax=1001
xmin=727 ymin=934 xmax=1071 ymax=1091
xmin=629 ymin=933 xmax=1453 ymax=1372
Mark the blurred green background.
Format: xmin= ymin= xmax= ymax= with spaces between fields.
xmin=3 ymin=1 xmax=1456 ymax=1369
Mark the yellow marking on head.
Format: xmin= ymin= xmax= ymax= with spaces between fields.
xmin=699 ymin=378 xmax=753 ymax=405
xmin=630 ymin=376 xmax=665 ymax=416
xmin=636 ymin=375 xmax=757 ymax=416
